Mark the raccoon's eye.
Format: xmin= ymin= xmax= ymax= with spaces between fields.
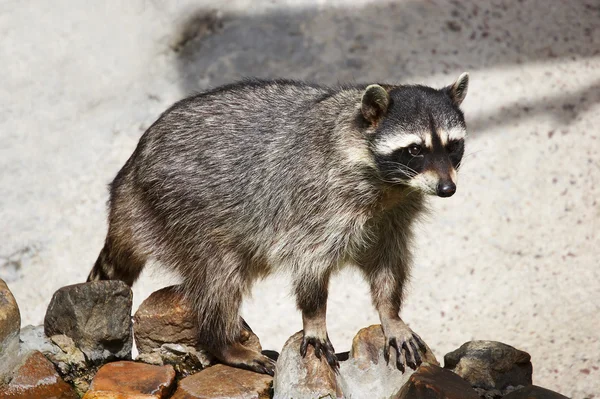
xmin=408 ymin=144 xmax=422 ymax=156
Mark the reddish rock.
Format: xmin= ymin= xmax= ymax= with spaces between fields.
xmin=273 ymin=331 xmax=342 ymax=399
xmin=502 ymin=385 xmax=569 ymax=399
xmin=171 ymin=364 xmax=272 ymax=399
xmin=0 ymin=350 xmax=78 ymax=399
xmin=134 ymin=286 xmax=261 ymax=355
xmin=394 ymin=363 xmax=480 ymax=399
xmin=83 ymin=361 xmax=176 ymax=399
xmin=339 ymin=325 xmax=438 ymax=398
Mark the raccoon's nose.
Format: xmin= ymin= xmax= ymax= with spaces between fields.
xmin=437 ymin=181 xmax=456 ymax=197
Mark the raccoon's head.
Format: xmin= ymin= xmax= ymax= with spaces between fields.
xmin=362 ymin=73 xmax=469 ymax=198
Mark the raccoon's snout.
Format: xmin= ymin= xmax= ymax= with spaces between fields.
xmin=436 ymin=181 xmax=456 ymax=197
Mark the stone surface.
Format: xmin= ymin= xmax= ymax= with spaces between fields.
xmin=444 ymin=341 xmax=532 ymax=391
xmin=394 ymin=363 xmax=480 ymax=399
xmin=44 ymin=280 xmax=133 ymax=364
xmin=19 ymin=324 xmax=60 ymax=356
xmin=339 ymin=324 xmax=438 ymax=399
xmin=137 ymin=343 xmax=211 ymax=378
xmin=18 ymin=324 xmax=92 ymax=395
xmin=0 ymin=279 xmax=21 ymax=385
xmin=83 ymin=361 xmax=176 ymax=399
xmin=273 ymin=331 xmax=342 ymax=399
xmin=171 ymin=364 xmax=272 ymax=399
xmin=0 ymin=350 xmax=78 ymax=398
xmin=502 ymin=385 xmax=569 ymax=399
xmin=134 ymin=285 xmax=261 ymax=356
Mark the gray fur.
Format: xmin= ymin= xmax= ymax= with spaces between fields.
xmin=88 ymin=76 xmax=468 ymax=373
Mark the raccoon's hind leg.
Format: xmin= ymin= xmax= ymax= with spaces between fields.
xmin=87 ymin=233 xmax=147 ymax=286
xmin=184 ymin=261 xmax=276 ymax=376
xmin=294 ymin=271 xmax=339 ymax=370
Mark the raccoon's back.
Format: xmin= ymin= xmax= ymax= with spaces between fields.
xmin=122 ymin=81 xmax=345 ymax=239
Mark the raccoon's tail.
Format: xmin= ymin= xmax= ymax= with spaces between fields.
xmin=87 ymin=239 xmax=146 ymax=287
xmin=86 ymin=244 xmax=113 ymax=282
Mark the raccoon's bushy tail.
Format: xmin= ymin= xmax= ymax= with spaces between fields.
xmin=87 ymin=244 xmax=113 ymax=282
xmin=86 ymin=239 xmax=146 ymax=286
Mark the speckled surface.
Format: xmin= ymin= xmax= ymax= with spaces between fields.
xmin=1 ymin=1 xmax=598 ymax=397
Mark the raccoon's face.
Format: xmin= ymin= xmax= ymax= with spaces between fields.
xmin=361 ymin=73 xmax=469 ymax=198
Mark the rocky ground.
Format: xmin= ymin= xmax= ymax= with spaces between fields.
xmin=0 ymin=279 xmax=571 ymax=398
xmin=1 ymin=1 xmax=599 ymax=398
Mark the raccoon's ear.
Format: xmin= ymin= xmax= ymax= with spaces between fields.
xmin=446 ymin=72 xmax=469 ymax=106
xmin=361 ymin=84 xmax=390 ymax=124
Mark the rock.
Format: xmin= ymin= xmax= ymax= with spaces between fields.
xmin=137 ymin=343 xmax=211 ymax=378
xmin=273 ymin=331 xmax=342 ymax=399
xmin=134 ymin=285 xmax=261 ymax=353
xmin=49 ymin=334 xmax=96 ymax=395
xmin=394 ymin=363 xmax=480 ymax=399
xmin=0 ymin=350 xmax=78 ymax=398
xmin=339 ymin=324 xmax=439 ymax=399
xmin=171 ymin=364 xmax=272 ymax=399
xmin=444 ymin=341 xmax=532 ymax=391
xmin=83 ymin=361 xmax=176 ymax=399
xmin=44 ymin=280 xmax=133 ymax=364
xmin=133 ymin=285 xmax=261 ymax=373
xmin=19 ymin=324 xmax=92 ymax=395
xmin=133 ymin=286 xmax=198 ymax=354
xmin=19 ymin=324 xmax=60 ymax=356
xmin=0 ymin=279 xmax=21 ymax=385
xmin=502 ymin=385 xmax=569 ymax=399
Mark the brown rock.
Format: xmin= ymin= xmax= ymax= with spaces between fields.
xmin=83 ymin=361 xmax=176 ymax=399
xmin=134 ymin=286 xmax=261 ymax=355
xmin=0 ymin=350 xmax=78 ymax=399
xmin=0 ymin=279 xmax=21 ymax=384
xmin=171 ymin=364 xmax=272 ymax=399
xmin=394 ymin=363 xmax=480 ymax=399
xmin=339 ymin=324 xmax=438 ymax=399
xmin=502 ymin=385 xmax=569 ymax=399
xmin=273 ymin=331 xmax=342 ymax=399
xmin=444 ymin=341 xmax=532 ymax=390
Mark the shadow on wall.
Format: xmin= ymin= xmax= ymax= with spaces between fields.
xmin=171 ymin=0 xmax=600 ymax=134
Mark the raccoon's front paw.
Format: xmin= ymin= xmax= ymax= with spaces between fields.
xmin=299 ymin=333 xmax=339 ymax=371
xmin=383 ymin=323 xmax=427 ymax=373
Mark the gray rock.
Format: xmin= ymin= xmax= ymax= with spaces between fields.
xmin=339 ymin=324 xmax=439 ymax=399
xmin=273 ymin=331 xmax=343 ymax=399
xmin=19 ymin=325 xmax=59 ymax=356
xmin=0 ymin=279 xmax=21 ymax=385
xmin=444 ymin=341 xmax=533 ymax=391
xmin=44 ymin=280 xmax=133 ymax=364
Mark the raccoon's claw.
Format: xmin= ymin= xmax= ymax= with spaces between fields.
xmin=233 ymin=353 xmax=277 ymax=376
xmin=300 ymin=334 xmax=340 ymax=371
xmin=383 ymin=330 xmax=426 ymax=373
xmin=218 ymin=342 xmax=276 ymax=376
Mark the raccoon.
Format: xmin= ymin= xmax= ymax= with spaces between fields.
xmin=88 ymin=73 xmax=469 ymax=376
